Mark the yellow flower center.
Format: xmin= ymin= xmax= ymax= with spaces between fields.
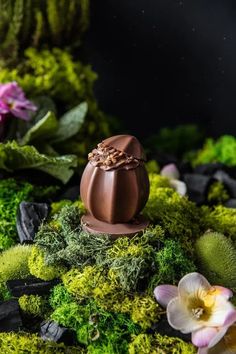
xmin=188 ymin=289 xmax=215 ymax=321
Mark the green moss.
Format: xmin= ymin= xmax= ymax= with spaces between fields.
xmin=0 ymin=282 xmax=11 ymax=302
xmin=192 ymin=135 xmax=236 ymax=166
xmin=195 ymin=232 xmax=236 ymax=289
xmin=49 ymin=284 xmax=74 ymax=309
xmin=52 ymin=299 xmax=140 ymax=353
xmin=201 ymin=205 xmax=236 ymax=240
xmin=28 ymin=246 xmax=66 ymax=281
xmin=19 ymin=294 xmax=49 ymax=317
xmin=144 ymin=186 xmax=201 ymax=250
xmin=145 ymin=161 xmax=160 ymax=174
xmin=148 ymin=239 xmax=196 ymax=291
xmin=207 ymin=181 xmax=229 ymax=204
xmin=129 ymin=333 xmax=196 ymax=354
xmin=0 ymin=332 xmax=83 ymax=353
xmin=0 ymin=244 xmax=32 ymax=282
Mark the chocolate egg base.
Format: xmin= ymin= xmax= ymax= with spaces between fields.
xmin=81 ymin=214 xmax=149 ymax=239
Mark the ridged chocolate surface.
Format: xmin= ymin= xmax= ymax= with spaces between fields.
xmin=80 ymin=135 xmax=149 ymax=224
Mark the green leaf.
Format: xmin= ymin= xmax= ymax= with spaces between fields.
xmin=52 ymin=102 xmax=88 ymax=143
xmin=0 ymin=141 xmax=78 ymax=184
xmin=20 ymin=111 xmax=58 ymax=145
xmin=32 ymin=96 xmax=57 ymax=123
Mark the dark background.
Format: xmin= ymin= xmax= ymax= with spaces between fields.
xmin=85 ymin=0 xmax=236 ymax=139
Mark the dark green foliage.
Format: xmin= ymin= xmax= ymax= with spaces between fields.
xmin=0 ymin=283 xmax=11 ymax=302
xmin=0 ymin=332 xmax=83 ymax=354
xmin=192 ymin=135 xmax=236 ymax=167
xmin=35 ymin=205 xmax=112 ymax=267
xmin=0 ymin=0 xmax=90 ymax=62
xmin=145 ymin=124 xmax=204 ymax=158
xmin=0 ymin=178 xmax=57 ymax=250
xmin=148 ymin=239 xmax=197 ymax=292
xmin=195 ymin=232 xmax=236 ymax=289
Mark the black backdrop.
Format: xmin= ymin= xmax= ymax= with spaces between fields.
xmin=84 ymin=0 xmax=236 ymax=139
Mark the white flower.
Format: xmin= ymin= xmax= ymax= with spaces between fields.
xmin=154 ymin=272 xmax=236 ymax=349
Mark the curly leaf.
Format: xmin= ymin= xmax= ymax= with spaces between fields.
xmin=0 ymin=141 xmax=78 ymax=183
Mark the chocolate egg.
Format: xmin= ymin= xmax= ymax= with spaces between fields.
xmin=80 ymin=135 xmax=150 ymax=224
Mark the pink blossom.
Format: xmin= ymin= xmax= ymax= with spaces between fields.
xmin=154 ymin=273 xmax=236 ymax=349
xmin=0 ymin=82 xmax=37 ymax=122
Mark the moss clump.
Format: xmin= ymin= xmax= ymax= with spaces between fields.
xmin=192 ymin=135 xmax=236 ymax=167
xmin=0 ymin=283 xmax=11 ymax=302
xmin=202 ymin=205 xmax=236 ymax=240
xmin=195 ymin=232 xmax=236 ymax=289
xmin=144 ymin=185 xmax=201 ymax=250
xmin=52 ymin=300 xmax=140 ymax=352
xmin=49 ymin=284 xmax=74 ymax=309
xmin=28 ymin=246 xmax=66 ymax=281
xmin=145 ymin=161 xmax=160 ymax=174
xmin=19 ymin=294 xmax=49 ymax=317
xmin=148 ymin=239 xmax=196 ymax=292
xmin=129 ymin=333 xmax=196 ymax=354
xmin=0 ymin=244 xmax=32 ymax=282
xmin=207 ymin=181 xmax=229 ymax=204
xmin=35 ymin=205 xmax=111 ymax=267
xmin=0 ymin=332 xmax=83 ymax=354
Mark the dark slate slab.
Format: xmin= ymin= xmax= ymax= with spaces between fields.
xmin=40 ymin=320 xmax=76 ymax=344
xmin=7 ymin=278 xmax=59 ymax=297
xmin=0 ymin=300 xmax=23 ymax=332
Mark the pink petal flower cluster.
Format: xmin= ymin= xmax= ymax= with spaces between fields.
xmin=154 ymin=273 xmax=236 ymax=353
xmin=0 ymin=82 xmax=37 ymax=122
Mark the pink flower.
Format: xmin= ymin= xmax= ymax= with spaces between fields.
xmin=154 ymin=273 xmax=236 ymax=349
xmin=0 ymin=82 xmax=37 ymax=122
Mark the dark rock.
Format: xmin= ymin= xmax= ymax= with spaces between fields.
xmin=7 ymin=278 xmax=59 ymax=297
xmin=194 ymin=163 xmax=224 ymax=175
xmin=213 ymin=170 xmax=236 ymax=198
xmin=0 ymin=300 xmax=23 ymax=332
xmin=183 ymin=173 xmax=215 ymax=204
xmin=225 ymin=199 xmax=236 ymax=208
xmin=40 ymin=320 xmax=76 ymax=344
xmin=17 ymin=202 xmax=49 ymax=243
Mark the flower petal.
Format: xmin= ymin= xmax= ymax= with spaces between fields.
xmin=170 ymin=179 xmax=187 ymax=196
xmin=197 ymin=348 xmax=208 ymax=354
xmin=154 ymin=285 xmax=178 ymax=308
xmin=161 ymin=163 xmax=180 ymax=180
xmin=208 ymin=326 xmax=228 ymax=348
xmin=207 ymin=297 xmax=236 ymax=328
xmin=167 ymin=297 xmax=201 ymax=333
xmin=178 ymin=272 xmax=211 ymax=300
xmin=192 ymin=327 xmax=221 ymax=348
xmin=212 ymin=286 xmax=233 ymax=300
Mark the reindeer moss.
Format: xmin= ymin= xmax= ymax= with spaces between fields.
xmin=19 ymin=294 xmax=49 ymax=317
xmin=207 ymin=181 xmax=229 ymax=204
xmin=144 ymin=186 xmax=201 ymax=251
xmin=28 ymin=246 xmax=66 ymax=281
xmin=0 ymin=244 xmax=32 ymax=282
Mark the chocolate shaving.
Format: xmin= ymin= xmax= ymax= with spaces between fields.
xmin=88 ymin=142 xmax=140 ymax=170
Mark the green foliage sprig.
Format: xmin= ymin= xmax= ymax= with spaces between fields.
xmin=0 ymin=0 xmax=90 ymax=62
